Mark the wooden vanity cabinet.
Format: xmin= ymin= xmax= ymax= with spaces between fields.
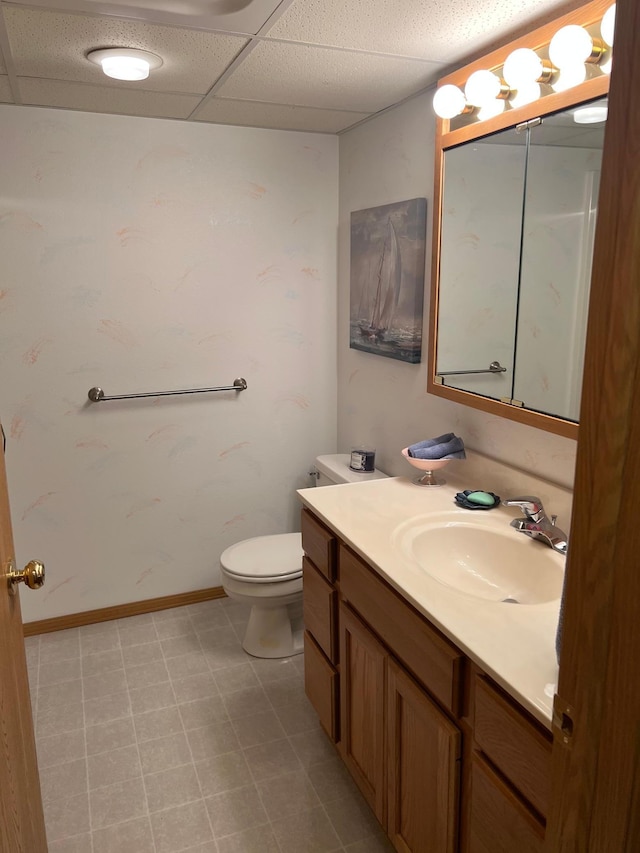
xmin=301 ymin=508 xmax=552 ymax=853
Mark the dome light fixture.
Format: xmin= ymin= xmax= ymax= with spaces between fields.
xmin=87 ymin=48 xmax=163 ymax=81
xmin=573 ymin=104 xmax=608 ymax=124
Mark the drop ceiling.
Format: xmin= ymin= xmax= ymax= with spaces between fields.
xmin=0 ymin=0 xmax=580 ymax=133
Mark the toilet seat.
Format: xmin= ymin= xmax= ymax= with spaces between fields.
xmin=220 ymin=533 xmax=303 ymax=584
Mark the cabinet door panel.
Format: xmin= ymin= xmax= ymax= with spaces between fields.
xmin=387 ymin=658 xmax=461 ymax=853
xmin=466 ymin=754 xmax=545 ymax=853
xmin=301 ymin=509 xmax=336 ymax=581
xmin=340 ymin=602 xmax=386 ymax=823
xmin=304 ymin=631 xmax=339 ymax=742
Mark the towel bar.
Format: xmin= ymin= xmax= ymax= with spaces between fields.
xmin=437 ymin=361 xmax=507 ymax=377
xmin=88 ymin=378 xmax=247 ymax=403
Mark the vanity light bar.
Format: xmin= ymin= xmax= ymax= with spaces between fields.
xmin=433 ymin=3 xmax=615 ymax=121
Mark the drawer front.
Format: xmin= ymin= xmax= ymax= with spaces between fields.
xmin=466 ymin=755 xmax=545 ymax=853
xmin=303 ymin=557 xmax=338 ymax=663
xmin=339 ymin=544 xmax=463 ymax=716
xmin=304 ymin=631 xmax=339 ymax=742
xmin=301 ymin=509 xmax=337 ymax=582
xmin=474 ymin=676 xmax=552 ymax=818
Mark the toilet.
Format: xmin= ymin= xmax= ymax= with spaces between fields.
xmin=220 ymin=453 xmax=388 ymax=658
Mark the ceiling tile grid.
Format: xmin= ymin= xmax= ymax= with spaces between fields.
xmin=4 ymin=6 xmax=249 ymax=93
xmin=214 ymin=39 xmax=443 ymax=113
xmin=18 ymin=77 xmax=202 ymax=117
xmin=0 ymin=0 xmax=574 ymax=133
xmin=193 ymin=96 xmax=370 ymax=133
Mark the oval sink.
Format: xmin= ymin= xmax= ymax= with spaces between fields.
xmin=393 ymin=512 xmax=564 ymax=604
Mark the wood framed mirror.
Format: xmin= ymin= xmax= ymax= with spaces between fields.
xmin=427 ymin=0 xmax=611 ymax=440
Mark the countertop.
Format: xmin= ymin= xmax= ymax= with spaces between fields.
xmin=298 ymin=473 xmax=563 ymax=729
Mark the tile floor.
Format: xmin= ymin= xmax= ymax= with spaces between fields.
xmin=25 ymin=597 xmax=394 ymax=853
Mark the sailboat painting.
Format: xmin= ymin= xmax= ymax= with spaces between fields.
xmin=350 ymin=198 xmax=427 ymax=363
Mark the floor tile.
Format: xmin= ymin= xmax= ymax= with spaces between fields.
xmin=121 ymin=641 xmax=164 ymax=668
xmin=271 ymin=805 xmax=342 ymax=853
xmin=86 ymin=717 xmax=136 ymax=756
xmin=178 ymin=694 xmax=228 ymax=730
xmin=186 ymin=721 xmax=240 ymax=762
xmin=37 ymin=700 xmax=84 ymax=738
xmin=256 ymin=768 xmax=321 ymax=820
xmin=165 ymin=650 xmax=209 ymax=680
xmin=47 ymin=832 xmax=92 ymax=852
xmin=81 ymin=649 xmax=124 ymax=677
xmin=323 ymin=788 xmax=382 ymax=846
xmin=212 ymin=663 xmax=260 ymax=695
xmin=125 ymin=659 xmax=170 ymax=690
xmin=36 ymin=729 xmax=86 ymax=769
xmin=89 ymin=777 xmax=147 ymax=829
xmin=39 ymin=629 xmax=81 ymax=664
xmin=243 ymin=738 xmax=302 ymax=781
xmin=83 ymin=668 xmax=128 ymax=700
xmin=216 ymin=823 xmax=279 ymax=853
xmin=144 ymin=762 xmax=202 ymax=813
xmin=221 ymin=686 xmax=270 ymax=720
xmin=171 ymin=671 xmax=219 ymax=704
xmin=92 ymin=816 xmax=155 ymax=853
xmin=274 ymin=696 xmax=322 ymax=736
xmin=133 ymin=705 xmax=184 ymax=743
xmin=194 ymin=751 xmax=252 ymax=798
xmin=150 ymin=799 xmax=214 ymax=853
xmin=88 ymin=743 xmax=141 ymax=789
xmin=129 ymin=681 xmax=175 ymax=715
xmin=231 ymin=709 xmax=286 ymax=749
xmin=37 ymin=679 xmax=83 ymax=712
xmin=290 ymin=727 xmax=337 ymax=768
xmin=118 ymin=622 xmax=159 ymax=648
xmin=84 ymin=690 xmax=131 ymax=726
xmin=38 ymin=657 xmax=82 ymax=687
xmin=161 ymin=633 xmax=203 ymax=659
xmin=204 ymin=784 xmax=268 ymax=838
xmin=138 ymin=731 xmax=192 ymax=775
xmin=42 ymin=792 xmax=90 ymax=842
xmin=39 ymin=758 xmax=88 ymax=803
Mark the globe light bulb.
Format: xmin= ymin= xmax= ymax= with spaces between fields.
xmin=549 ymin=25 xmax=600 ymax=68
xmin=503 ymin=49 xmax=544 ymax=87
xmin=477 ymin=99 xmax=505 ymax=122
xmin=601 ymin=4 xmax=616 ymax=46
xmin=464 ymin=70 xmax=503 ymax=107
xmin=433 ymin=85 xmax=466 ymax=119
xmin=551 ymin=63 xmax=587 ymax=92
xmin=509 ymin=82 xmax=541 ymax=109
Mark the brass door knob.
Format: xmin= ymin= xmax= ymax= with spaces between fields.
xmin=7 ymin=559 xmax=45 ymax=595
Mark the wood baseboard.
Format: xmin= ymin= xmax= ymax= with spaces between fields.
xmin=23 ymin=586 xmax=227 ymax=636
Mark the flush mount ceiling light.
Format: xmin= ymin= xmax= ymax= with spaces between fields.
xmin=573 ymin=104 xmax=608 ymax=124
xmin=87 ymin=48 xmax=163 ymax=81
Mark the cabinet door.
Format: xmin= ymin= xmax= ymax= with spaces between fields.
xmin=465 ymin=754 xmax=545 ymax=853
xmin=340 ymin=602 xmax=386 ymax=824
xmin=387 ymin=659 xmax=461 ymax=853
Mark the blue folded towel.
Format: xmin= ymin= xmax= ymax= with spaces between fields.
xmin=408 ymin=433 xmax=466 ymax=460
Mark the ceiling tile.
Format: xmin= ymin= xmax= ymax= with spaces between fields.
xmin=216 ymin=40 xmax=442 ymax=113
xmin=9 ymin=0 xmax=284 ymax=36
xmin=4 ymin=7 xmax=248 ymax=94
xmin=0 ymin=76 xmax=13 ymax=102
xmin=18 ymin=77 xmax=201 ymax=118
xmin=194 ymin=96 xmax=369 ymax=133
xmin=266 ymin=0 xmax=573 ymax=63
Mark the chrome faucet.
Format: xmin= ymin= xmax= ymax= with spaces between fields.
xmin=503 ymin=496 xmax=568 ymax=555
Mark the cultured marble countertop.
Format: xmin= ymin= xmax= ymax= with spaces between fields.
xmin=298 ymin=474 xmax=562 ymax=729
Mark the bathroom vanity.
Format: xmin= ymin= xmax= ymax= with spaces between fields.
xmin=298 ymin=472 xmax=565 ymax=853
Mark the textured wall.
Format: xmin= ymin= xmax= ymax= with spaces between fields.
xmin=338 ymin=91 xmax=578 ymax=488
xmin=0 ymin=105 xmax=338 ymax=621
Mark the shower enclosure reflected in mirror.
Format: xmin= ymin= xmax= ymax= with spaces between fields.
xmin=435 ymin=99 xmax=606 ymax=424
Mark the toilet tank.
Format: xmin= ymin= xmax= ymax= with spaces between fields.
xmin=314 ymin=454 xmax=388 ymax=487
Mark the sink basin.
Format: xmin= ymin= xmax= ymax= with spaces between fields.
xmin=392 ymin=512 xmax=564 ymax=604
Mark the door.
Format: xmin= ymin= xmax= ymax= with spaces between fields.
xmin=340 ymin=602 xmax=386 ymax=823
xmin=387 ymin=659 xmax=461 ymax=853
xmin=0 ymin=423 xmax=47 ymax=852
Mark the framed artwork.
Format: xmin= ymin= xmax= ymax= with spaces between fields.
xmin=350 ymin=197 xmax=427 ymax=364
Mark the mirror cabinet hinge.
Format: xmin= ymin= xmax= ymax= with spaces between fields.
xmin=500 ymin=397 xmax=524 ymax=407
xmin=515 ymin=117 xmax=543 ymax=132
xmin=552 ymin=694 xmax=575 ymax=749
xmin=434 ymin=375 xmax=444 ymax=385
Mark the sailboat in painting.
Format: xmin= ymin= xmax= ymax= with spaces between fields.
xmin=350 ymin=197 xmax=426 ymax=364
xmin=358 ymin=218 xmax=401 ymax=342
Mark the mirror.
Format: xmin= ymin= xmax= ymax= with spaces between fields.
xmin=427 ymin=0 xmax=611 ymax=439
xmin=434 ymin=100 xmax=606 ymax=425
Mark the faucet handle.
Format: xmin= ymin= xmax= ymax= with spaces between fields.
xmin=502 ymin=496 xmax=545 ymax=520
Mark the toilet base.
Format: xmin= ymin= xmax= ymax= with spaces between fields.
xmin=242 ymin=600 xmax=304 ymax=659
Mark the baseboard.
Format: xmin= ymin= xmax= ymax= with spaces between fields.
xmin=23 ymin=586 xmax=227 ymax=636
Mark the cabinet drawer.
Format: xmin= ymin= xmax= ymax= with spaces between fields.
xmin=303 ymin=557 xmax=338 ymax=663
xmin=474 ymin=675 xmax=551 ymax=818
xmin=304 ymin=631 xmax=339 ymax=742
xmin=466 ymin=754 xmax=545 ymax=853
xmin=301 ymin=509 xmax=337 ymax=582
xmin=339 ymin=544 xmax=464 ymax=716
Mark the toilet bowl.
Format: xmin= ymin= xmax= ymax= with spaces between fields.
xmin=220 ymin=453 xmax=387 ymax=658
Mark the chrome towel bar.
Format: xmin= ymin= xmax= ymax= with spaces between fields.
xmin=437 ymin=361 xmax=507 ymax=377
xmin=88 ymin=378 xmax=248 ymax=403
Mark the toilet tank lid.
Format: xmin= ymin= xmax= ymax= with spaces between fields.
xmin=315 ymin=453 xmax=388 ymax=484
